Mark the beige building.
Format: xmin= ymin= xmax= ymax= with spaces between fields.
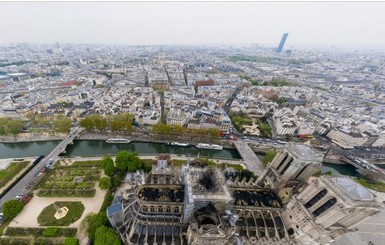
xmin=282 ymin=176 xmax=382 ymax=244
xmin=257 ymin=143 xmax=324 ymax=192
xmin=326 ymin=129 xmax=367 ymax=149
xmin=273 ymin=108 xmax=298 ymax=136
xmin=167 ymin=108 xmax=189 ymax=127
xmin=372 ymin=131 xmax=385 ymax=147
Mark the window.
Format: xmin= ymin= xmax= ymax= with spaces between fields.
xmin=304 ymin=189 xmax=327 ymax=208
xmin=312 ymin=198 xmax=337 ymax=217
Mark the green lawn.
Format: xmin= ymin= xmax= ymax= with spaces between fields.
xmin=71 ymin=160 xmax=101 ymax=167
xmin=0 ymin=161 xmax=29 ymax=188
xmin=219 ymin=163 xmax=244 ymax=171
xmin=38 ymin=202 xmax=85 ymax=226
xmin=172 ymin=159 xmax=188 ymax=166
xmin=355 ymin=178 xmax=385 ymax=192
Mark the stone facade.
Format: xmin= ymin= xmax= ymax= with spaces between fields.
xmin=282 ymin=176 xmax=382 ymax=244
xmin=257 ymin=143 xmax=324 ymax=192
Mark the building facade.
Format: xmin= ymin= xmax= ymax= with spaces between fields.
xmin=257 ymin=143 xmax=324 ymax=192
xmin=326 ymin=129 xmax=367 ymax=149
xmin=282 ymin=176 xmax=382 ymax=244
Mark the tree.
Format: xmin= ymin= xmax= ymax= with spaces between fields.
xmin=94 ymin=226 xmax=121 ymax=245
xmin=262 ymin=151 xmax=277 ymax=166
xmin=173 ymin=125 xmax=185 ymax=135
xmin=2 ymin=200 xmax=24 ymax=218
xmin=115 ymin=151 xmax=142 ymax=172
xmin=206 ymin=128 xmax=221 ymax=139
xmin=107 ymin=113 xmax=134 ymax=133
xmin=115 ymin=151 xmax=130 ymax=172
xmin=127 ymin=154 xmax=142 ymax=172
xmin=111 ymin=172 xmax=123 ymax=189
xmin=153 ymin=122 xmax=172 ymax=135
xmin=51 ymin=114 xmax=72 ymax=133
xmin=86 ymin=213 xmax=108 ymax=240
xmin=79 ymin=117 xmax=94 ymax=131
xmin=102 ymin=156 xmax=115 ymax=177
xmin=0 ymin=118 xmax=24 ymax=136
xmin=99 ymin=177 xmax=111 ymax=190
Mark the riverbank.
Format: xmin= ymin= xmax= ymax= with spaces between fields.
xmin=0 ymin=131 xmax=236 ymax=148
xmin=0 ymin=133 xmax=64 ymax=143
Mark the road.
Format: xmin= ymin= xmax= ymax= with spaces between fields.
xmin=0 ymin=127 xmax=83 ymax=211
xmin=223 ymin=86 xmax=242 ymax=113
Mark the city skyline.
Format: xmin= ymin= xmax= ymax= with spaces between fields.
xmin=1 ymin=1 xmax=385 ymax=50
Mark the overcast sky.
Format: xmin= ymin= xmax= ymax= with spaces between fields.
xmin=1 ymin=1 xmax=385 ymax=50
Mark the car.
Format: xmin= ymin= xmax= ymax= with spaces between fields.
xmin=15 ymin=194 xmax=23 ymax=200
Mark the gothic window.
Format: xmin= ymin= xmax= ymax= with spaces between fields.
xmin=304 ymin=189 xmax=327 ymax=208
xmin=280 ymin=157 xmax=294 ymax=175
xmin=276 ymin=153 xmax=288 ymax=171
xmin=294 ymin=164 xmax=309 ymax=179
xmin=312 ymin=197 xmax=337 ymax=217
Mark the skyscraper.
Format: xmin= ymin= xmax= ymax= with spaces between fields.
xmin=276 ymin=33 xmax=289 ymax=53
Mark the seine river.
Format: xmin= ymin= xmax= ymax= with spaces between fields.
xmin=0 ymin=140 xmax=378 ymax=177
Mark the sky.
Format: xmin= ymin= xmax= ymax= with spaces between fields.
xmin=1 ymin=1 xmax=385 ymax=50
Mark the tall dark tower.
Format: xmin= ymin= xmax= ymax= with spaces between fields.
xmin=276 ymin=33 xmax=289 ymax=53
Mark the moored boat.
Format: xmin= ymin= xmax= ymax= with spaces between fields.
xmin=196 ymin=143 xmax=223 ymax=150
xmin=165 ymin=141 xmax=191 ymax=147
xmin=106 ymin=138 xmax=131 ymax=143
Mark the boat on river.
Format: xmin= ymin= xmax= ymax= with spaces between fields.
xmin=106 ymin=138 xmax=131 ymax=143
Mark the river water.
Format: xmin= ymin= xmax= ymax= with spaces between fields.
xmin=0 ymin=140 xmax=376 ymax=177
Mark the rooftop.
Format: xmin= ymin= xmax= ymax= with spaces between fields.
xmin=138 ymin=186 xmax=184 ymax=203
xmin=332 ymin=177 xmax=374 ymax=201
xmin=293 ymin=144 xmax=316 ymax=157
xmin=232 ymin=189 xmax=283 ymax=208
xmin=107 ymin=203 xmax=124 ymax=216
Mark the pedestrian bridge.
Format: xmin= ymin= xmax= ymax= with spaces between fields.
xmin=233 ymin=140 xmax=265 ymax=176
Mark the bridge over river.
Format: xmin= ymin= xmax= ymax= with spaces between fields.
xmin=233 ymin=140 xmax=265 ymax=176
xmin=0 ymin=127 xmax=83 ymax=209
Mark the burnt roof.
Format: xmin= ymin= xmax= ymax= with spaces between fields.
xmin=232 ymin=189 xmax=283 ymax=208
xmin=138 ymin=186 xmax=184 ymax=203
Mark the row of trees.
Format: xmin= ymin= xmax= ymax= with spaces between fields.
xmin=152 ymin=122 xmax=221 ymax=139
xmin=0 ymin=118 xmax=24 ymax=136
xmin=26 ymin=113 xmax=72 ymax=134
xmin=80 ymin=113 xmax=134 ymax=133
